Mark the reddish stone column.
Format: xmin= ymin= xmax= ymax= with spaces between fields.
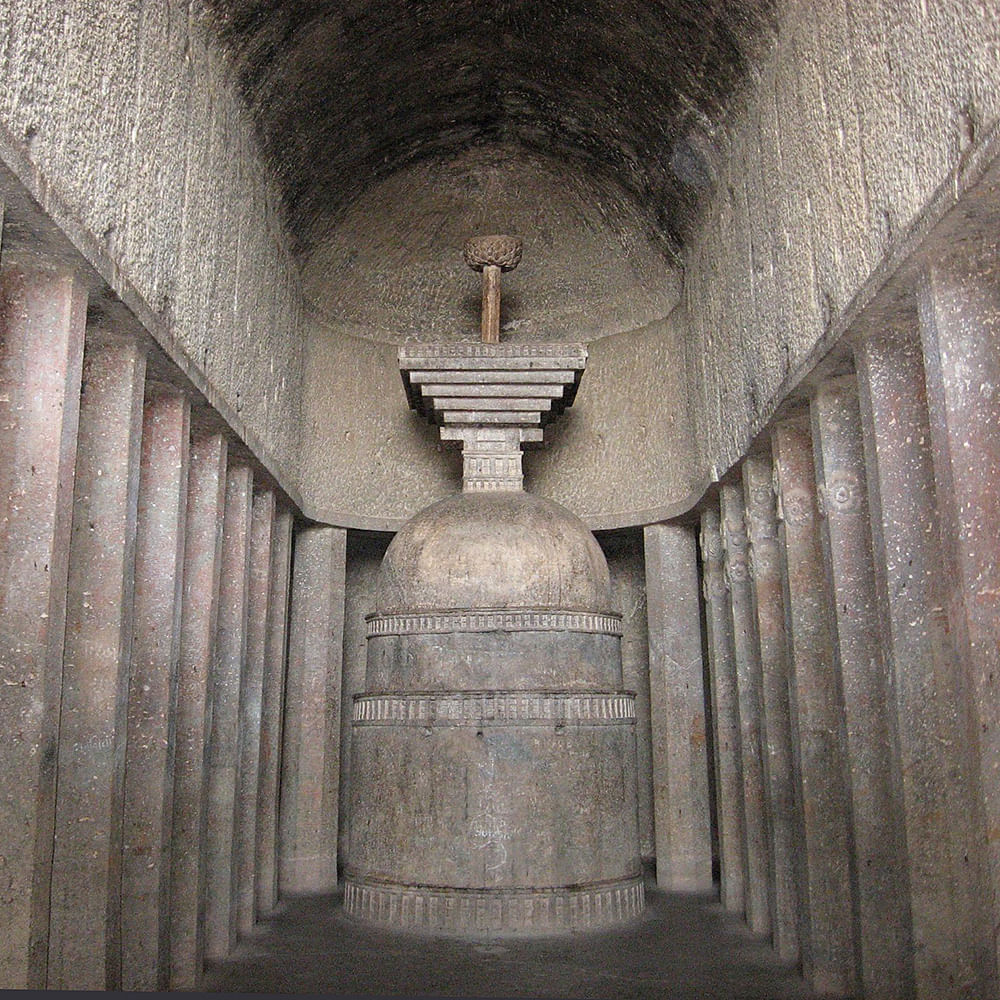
xmin=918 ymin=246 xmax=1000 ymax=987
xmin=169 ymin=432 xmax=228 ymax=989
xmin=720 ymin=482 xmax=770 ymax=936
xmin=771 ymin=416 xmax=856 ymax=997
xmin=700 ymin=503 xmax=745 ymax=913
xmin=234 ymin=487 xmax=276 ymax=936
xmin=122 ymin=386 xmax=191 ymax=990
xmin=0 ymin=266 xmax=86 ymax=989
xmin=856 ymin=328 xmax=994 ymax=999
xmin=743 ymin=452 xmax=799 ymax=961
xmin=204 ymin=463 xmax=253 ymax=959
xmin=643 ymin=522 xmax=713 ymax=892
xmin=811 ymin=376 xmax=912 ymax=1000
xmin=255 ymin=508 xmax=294 ymax=915
xmin=279 ymin=526 xmax=347 ymax=895
xmin=48 ymin=333 xmax=147 ymax=991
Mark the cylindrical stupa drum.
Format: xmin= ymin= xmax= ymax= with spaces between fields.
xmin=344 ymin=491 xmax=644 ymax=934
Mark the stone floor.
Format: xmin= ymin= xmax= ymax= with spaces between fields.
xmin=199 ymin=883 xmax=839 ymax=998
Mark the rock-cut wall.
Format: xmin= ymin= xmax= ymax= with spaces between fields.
xmin=684 ymin=0 xmax=1000 ymax=481
xmin=0 ymin=0 xmax=305 ymax=480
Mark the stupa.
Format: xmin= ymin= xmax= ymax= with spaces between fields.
xmin=344 ymin=236 xmax=643 ymax=934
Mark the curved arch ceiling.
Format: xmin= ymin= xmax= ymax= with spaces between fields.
xmin=207 ymin=0 xmax=775 ymax=338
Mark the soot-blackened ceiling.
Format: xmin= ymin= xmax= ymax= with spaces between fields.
xmin=206 ymin=0 xmax=775 ymax=258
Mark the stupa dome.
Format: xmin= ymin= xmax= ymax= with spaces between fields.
xmin=375 ymin=490 xmax=612 ymax=615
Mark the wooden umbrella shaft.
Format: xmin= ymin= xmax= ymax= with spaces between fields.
xmin=481 ymin=265 xmax=501 ymax=344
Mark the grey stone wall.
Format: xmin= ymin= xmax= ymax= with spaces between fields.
xmin=684 ymin=0 xmax=1000 ymax=482
xmin=0 ymin=0 xmax=305 ymax=479
xmin=300 ymin=308 xmax=699 ymax=530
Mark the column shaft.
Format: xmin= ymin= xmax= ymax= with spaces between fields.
xmin=918 ymin=246 xmax=1000 ymax=986
xmin=643 ymin=523 xmax=713 ymax=892
xmin=234 ymin=488 xmax=276 ymax=935
xmin=700 ymin=504 xmax=745 ymax=912
xmin=48 ymin=333 xmax=146 ymax=990
xmin=169 ymin=432 xmax=228 ymax=989
xmin=720 ymin=483 xmax=771 ymax=936
xmin=772 ymin=417 xmax=856 ymax=997
xmin=811 ymin=376 xmax=912 ymax=999
xmin=255 ymin=508 xmax=294 ymax=915
xmin=856 ymin=329 xmax=994 ymax=998
xmin=204 ymin=464 xmax=253 ymax=959
xmin=0 ymin=266 xmax=86 ymax=988
xmin=279 ymin=526 xmax=347 ymax=894
xmin=743 ymin=453 xmax=800 ymax=960
xmin=122 ymin=387 xmax=190 ymax=990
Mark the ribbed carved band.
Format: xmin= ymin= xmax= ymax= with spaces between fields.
xmin=343 ymin=875 xmax=644 ymax=933
xmin=353 ymin=690 xmax=636 ymax=726
xmin=366 ymin=609 xmax=623 ymax=637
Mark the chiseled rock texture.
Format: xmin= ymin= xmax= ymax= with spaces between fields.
xmin=346 ymin=489 xmax=643 ymax=934
xmin=0 ymin=0 xmax=305 ymax=481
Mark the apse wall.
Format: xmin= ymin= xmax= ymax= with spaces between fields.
xmin=683 ymin=0 xmax=1000 ymax=482
xmin=299 ymin=307 xmax=699 ymax=531
xmin=0 ymin=1 xmax=306 ymax=482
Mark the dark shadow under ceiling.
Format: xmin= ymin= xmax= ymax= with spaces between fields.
xmin=205 ymin=0 xmax=776 ymax=260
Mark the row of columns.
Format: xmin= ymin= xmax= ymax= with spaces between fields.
xmin=0 ymin=254 xmax=347 ymax=990
xmin=648 ymin=242 xmax=1000 ymax=999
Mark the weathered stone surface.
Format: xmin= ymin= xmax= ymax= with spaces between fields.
xmin=48 ymin=333 xmax=146 ymax=991
xmin=205 ymin=463 xmax=253 ymax=959
xmin=700 ymin=503 xmax=745 ymax=915
xmin=0 ymin=1 xmax=305 ymax=477
xmin=0 ymin=265 xmax=86 ymax=990
xmin=742 ymin=453 xmax=799 ymax=962
xmin=255 ymin=507 xmax=295 ymax=917
xmin=600 ymin=530 xmax=655 ymax=864
xmin=810 ymin=376 xmax=912 ymax=1000
xmin=771 ymin=417 xmax=856 ymax=997
xmin=169 ymin=432 xmax=228 ymax=990
xmin=234 ymin=487 xmax=276 ymax=936
xmin=279 ymin=526 xmax=346 ymax=895
xmin=855 ymin=328 xmax=994 ymax=999
xmin=338 ymin=532 xmax=393 ymax=868
xmin=375 ymin=491 xmax=611 ymax=614
xmin=347 ymin=488 xmax=642 ymax=933
xmin=643 ymin=523 xmax=713 ymax=893
xmin=918 ymin=247 xmax=1000 ymax=987
xmin=720 ymin=483 xmax=770 ymax=937
xmin=122 ymin=386 xmax=190 ymax=991
xmin=685 ymin=1 xmax=1000 ymax=485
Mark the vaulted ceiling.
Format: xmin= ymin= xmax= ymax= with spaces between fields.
xmin=206 ymin=0 xmax=775 ymax=339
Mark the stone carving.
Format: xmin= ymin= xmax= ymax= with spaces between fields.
xmin=353 ymin=691 xmax=637 ymax=725
xmin=463 ymin=234 xmax=523 ymax=343
xmin=344 ymin=240 xmax=642 ymax=934
xmin=366 ymin=609 xmax=624 ymax=637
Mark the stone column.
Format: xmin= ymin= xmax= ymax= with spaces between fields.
xmin=169 ymin=432 xmax=228 ymax=989
xmin=48 ymin=333 xmax=147 ymax=991
xmin=279 ymin=526 xmax=347 ymax=894
xmin=643 ymin=523 xmax=713 ymax=892
xmin=234 ymin=487 xmax=276 ymax=936
xmin=122 ymin=386 xmax=191 ymax=990
xmin=0 ymin=265 xmax=86 ymax=989
xmin=771 ymin=416 xmax=856 ymax=997
xmin=811 ymin=376 xmax=912 ymax=1000
xmin=204 ymin=463 xmax=253 ymax=959
xmin=856 ymin=328 xmax=994 ymax=999
xmin=742 ymin=452 xmax=799 ymax=961
xmin=720 ymin=483 xmax=770 ymax=936
xmin=700 ymin=504 xmax=745 ymax=913
xmin=255 ymin=508 xmax=294 ymax=916
xmin=917 ymin=246 xmax=1000 ymax=986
